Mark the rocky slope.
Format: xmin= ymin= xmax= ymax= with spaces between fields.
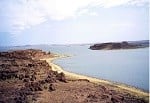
xmin=0 ymin=49 xmax=66 ymax=103
xmin=0 ymin=49 xmax=148 ymax=103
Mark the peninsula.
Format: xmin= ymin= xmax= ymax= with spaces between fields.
xmin=89 ymin=40 xmax=149 ymax=50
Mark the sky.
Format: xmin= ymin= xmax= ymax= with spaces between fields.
xmin=0 ymin=0 xmax=149 ymax=46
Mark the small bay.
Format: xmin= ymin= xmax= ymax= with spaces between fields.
xmin=52 ymin=45 xmax=149 ymax=91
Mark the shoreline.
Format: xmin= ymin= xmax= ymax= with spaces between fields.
xmin=0 ymin=49 xmax=149 ymax=103
xmin=43 ymin=54 xmax=149 ymax=99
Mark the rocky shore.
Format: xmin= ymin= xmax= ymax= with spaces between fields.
xmin=0 ymin=49 xmax=149 ymax=103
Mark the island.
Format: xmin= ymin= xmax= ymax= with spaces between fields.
xmin=89 ymin=40 xmax=149 ymax=50
xmin=0 ymin=49 xmax=149 ymax=103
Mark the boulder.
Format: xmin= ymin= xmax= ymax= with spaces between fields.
xmin=56 ymin=72 xmax=66 ymax=82
xmin=48 ymin=84 xmax=55 ymax=91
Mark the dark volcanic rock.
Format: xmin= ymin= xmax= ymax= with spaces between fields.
xmin=56 ymin=72 xmax=67 ymax=82
xmin=111 ymin=95 xmax=124 ymax=103
xmin=87 ymin=94 xmax=98 ymax=102
xmin=0 ymin=49 xmax=65 ymax=103
xmin=0 ymin=70 xmax=18 ymax=80
xmin=48 ymin=84 xmax=55 ymax=91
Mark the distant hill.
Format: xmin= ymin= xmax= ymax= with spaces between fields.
xmin=89 ymin=40 xmax=149 ymax=50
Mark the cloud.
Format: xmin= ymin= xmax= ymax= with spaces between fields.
xmin=0 ymin=0 xmax=148 ymax=34
xmin=77 ymin=9 xmax=98 ymax=16
xmin=91 ymin=0 xmax=149 ymax=8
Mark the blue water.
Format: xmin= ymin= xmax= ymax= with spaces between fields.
xmin=52 ymin=45 xmax=149 ymax=91
xmin=0 ymin=45 xmax=149 ymax=91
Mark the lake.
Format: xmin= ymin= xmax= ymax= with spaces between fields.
xmin=0 ymin=45 xmax=149 ymax=91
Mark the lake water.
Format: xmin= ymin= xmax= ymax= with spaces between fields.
xmin=0 ymin=45 xmax=149 ymax=91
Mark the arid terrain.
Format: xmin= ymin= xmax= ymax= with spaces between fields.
xmin=0 ymin=49 xmax=149 ymax=103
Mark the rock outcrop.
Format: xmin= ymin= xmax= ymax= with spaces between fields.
xmin=0 ymin=49 xmax=66 ymax=103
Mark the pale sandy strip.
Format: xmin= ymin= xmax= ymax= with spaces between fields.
xmin=42 ymin=56 xmax=149 ymax=98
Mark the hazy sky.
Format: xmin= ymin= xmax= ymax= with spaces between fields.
xmin=0 ymin=0 xmax=149 ymax=46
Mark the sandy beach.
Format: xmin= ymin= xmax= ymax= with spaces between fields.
xmin=43 ymin=54 xmax=149 ymax=100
